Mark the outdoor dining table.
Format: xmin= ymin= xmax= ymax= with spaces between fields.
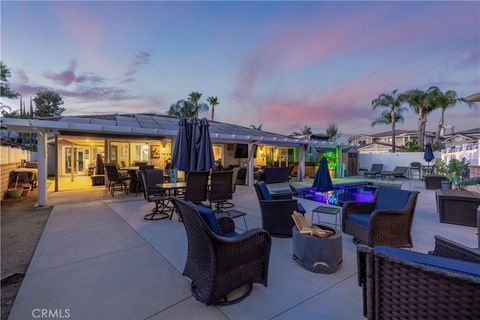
xmin=155 ymin=182 xmax=187 ymax=196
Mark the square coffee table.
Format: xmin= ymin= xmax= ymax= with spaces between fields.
xmin=312 ymin=205 xmax=341 ymax=229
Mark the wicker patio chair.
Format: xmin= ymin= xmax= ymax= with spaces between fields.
xmin=184 ymin=171 xmax=210 ymax=203
xmin=409 ymin=161 xmax=422 ymax=179
xmin=209 ymin=170 xmax=234 ymax=211
xmin=139 ymin=169 xmax=172 ymax=220
xmin=104 ymin=163 xmax=129 ymax=197
xmin=363 ymin=164 xmax=383 ymax=179
xmin=170 ymin=197 xmax=272 ymax=305
xmin=357 ymin=236 xmax=480 ymax=319
xmin=342 ymin=187 xmax=419 ymax=247
xmin=254 ymin=181 xmax=305 ymax=237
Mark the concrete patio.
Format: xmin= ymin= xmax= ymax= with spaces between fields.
xmin=8 ymin=180 xmax=478 ymax=320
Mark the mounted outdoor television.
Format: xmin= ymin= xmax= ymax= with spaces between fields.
xmin=234 ymin=144 xmax=249 ymax=158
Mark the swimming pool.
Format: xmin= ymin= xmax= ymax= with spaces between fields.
xmin=301 ymin=184 xmax=377 ymax=206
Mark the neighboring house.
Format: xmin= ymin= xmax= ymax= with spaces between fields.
xmin=356 ymin=142 xmax=393 ymax=153
xmin=442 ymin=127 xmax=480 ymax=149
xmin=349 ymin=130 xmax=436 ymax=152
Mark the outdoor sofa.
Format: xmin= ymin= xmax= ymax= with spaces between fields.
xmin=170 ymin=197 xmax=271 ymax=305
xmin=342 ymin=187 xmax=419 ymax=247
xmin=357 ymin=236 xmax=480 ymax=319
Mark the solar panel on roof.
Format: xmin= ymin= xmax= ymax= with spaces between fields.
xmin=59 ymin=117 xmax=92 ymax=124
xmin=90 ymin=119 xmax=116 ymax=126
xmin=151 ymin=116 xmax=179 ymax=130
xmin=134 ymin=115 xmax=160 ymax=129
xmin=116 ymin=116 xmax=141 ymax=127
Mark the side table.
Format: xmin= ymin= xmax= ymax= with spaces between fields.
xmin=312 ymin=205 xmax=341 ymax=228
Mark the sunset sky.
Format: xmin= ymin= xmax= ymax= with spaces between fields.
xmin=1 ymin=1 xmax=479 ymax=135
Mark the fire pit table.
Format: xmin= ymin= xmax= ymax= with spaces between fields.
xmin=292 ymin=225 xmax=343 ymax=274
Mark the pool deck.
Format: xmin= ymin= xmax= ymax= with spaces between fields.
xmin=8 ymin=179 xmax=478 ymax=320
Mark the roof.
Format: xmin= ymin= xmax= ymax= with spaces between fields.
xmin=350 ymin=129 xmax=435 ymax=141
xmin=357 ymin=142 xmax=393 ymax=149
xmin=450 ymin=127 xmax=480 ymax=136
xmin=1 ymin=114 xmax=353 ymax=147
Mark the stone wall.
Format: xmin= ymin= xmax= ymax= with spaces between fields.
xmin=1 ymin=162 xmax=21 ymax=200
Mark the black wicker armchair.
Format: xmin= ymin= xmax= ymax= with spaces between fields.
xmin=357 ymin=236 xmax=480 ymax=319
xmin=342 ymin=187 xmax=419 ymax=247
xmin=139 ymin=169 xmax=172 ymax=220
xmin=254 ymin=181 xmax=305 ymax=237
xmin=209 ymin=170 xmax=234 ymax=211
xmin=104 ymin=163 xmax=129 ymax=197
xmin=170 ymin=197 xmax=271 ymax=305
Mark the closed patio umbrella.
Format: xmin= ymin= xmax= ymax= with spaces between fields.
xmin=423 ymin=143 xmax=435 ymax=169
xmin=172 ymin=118 xmax=191 ymax=172
xmin=195 ymin=118 xmax=215 ymax=171
xmin=189 ymin=117 xmax=201 ymax=172
xmin=312 ymin=157 xmax=333 ymax=191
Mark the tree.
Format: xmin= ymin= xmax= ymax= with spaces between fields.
xmin=399 ymin=87 xmax=437 ymax=149
xmin=1 ymin=61 xmax=19 ymax=114
xmin=292 ymin=125 xmax=312 ymax=136
xmin=371 ymin=89 xmax=406 ymax=152
xmin=188 ymin=91 xmax=209 ymax=117
xmin=206 ymin=96 xmax=219 ymax=121
xmin=429 ymin=87 xmax=474 ymax=145
xmin=1 ymin=61 xmax=18 ymax=99
xmin=326 ymin=123 xmax=339 ymax=141
xmin=167 ymin=91 xmax=209 ymax=118
xmin=250 ymin=124 xmax=263 ymax=130
xmin=29 ymin=96 xmax=34 ymax=117
xmin=33 ymin=91 xmax=65 ymax=117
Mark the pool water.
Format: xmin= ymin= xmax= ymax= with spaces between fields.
xmin=302 ymin=185 xmax=377 ymax=206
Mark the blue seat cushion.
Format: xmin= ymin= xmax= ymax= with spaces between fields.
xmin=222 ymin=231 xmax=240 ymax=238
xmin=297 ymin=202 xmax=306 ymax=214
xmin=375 ymin=187 xmax=410 ymax=211
xmin=193 ymin=204 xmax=222 ymax=235
xmin=375 ymin=246 xmax=480 ymax=277
xmin=257 ymin=181 xmax=272 ymax=200
xmin=347 ymin=213 xmax=370 ymax=227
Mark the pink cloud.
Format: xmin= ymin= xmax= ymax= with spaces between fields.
xmin=234 ymin=3 xmax=478 ymax=101
xmin=43 ymin=59 xmax=77 ymax=86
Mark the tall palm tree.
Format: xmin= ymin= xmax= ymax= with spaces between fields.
xmin=206 ymin=96 xmax=219 ymax=121
xmin=429 ymin=87 xmax=457 ymax=145
xmin=292 ymin=125 xmax=312 ymax=136
xmin=188 ymin=91 xmax=209 ymax=117
xmin=371 ymin=89 xmax=406 ymax=152
xmin=399 ymin=87 xmax=437 ymax=149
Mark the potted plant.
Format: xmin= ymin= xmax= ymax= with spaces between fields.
xmin=435 ymin=158 xmax=477 ymax=190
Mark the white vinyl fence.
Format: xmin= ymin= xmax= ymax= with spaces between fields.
xmin=441 ymin=140 xmax=479 ymax=166
xmin=0 ymin=146 xmax=36 ymax=165
xmin=358 ymin=152 xmax=441 ymax=172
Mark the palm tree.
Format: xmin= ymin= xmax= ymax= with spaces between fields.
xmin=250 ymin=124 xmax=263 ymax=130
xmin=326 ymin=123 xmax=339 ymax=141
xmin=188 ymin=91 xmax=209 ymax=117
xmin=429 ymin=88 xmax=474 ymax=145
xmin=399 ymin=87 xmax=437 ymax=149
xmin=168 ymin=99 xmax=195 ymax=117
xmin=371 ymin=89 xmax=406 ymax=152
xmin=292 ymin=125 xmax=312 ymax=136
xmin=206 ymin=96 xmax=219 ymax=121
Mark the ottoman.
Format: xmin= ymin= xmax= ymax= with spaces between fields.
xmin=292 ymin=225 xmax=343 ymax=274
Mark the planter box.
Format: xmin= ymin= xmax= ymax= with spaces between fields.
xmin=424 ymin=175 xmax=444 ymax=190
xmin=436 ymin=190 xmax=480 ymax=227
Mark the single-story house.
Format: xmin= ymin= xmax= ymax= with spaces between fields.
xmin=1 ymin=114 xmax=354 ymax=206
